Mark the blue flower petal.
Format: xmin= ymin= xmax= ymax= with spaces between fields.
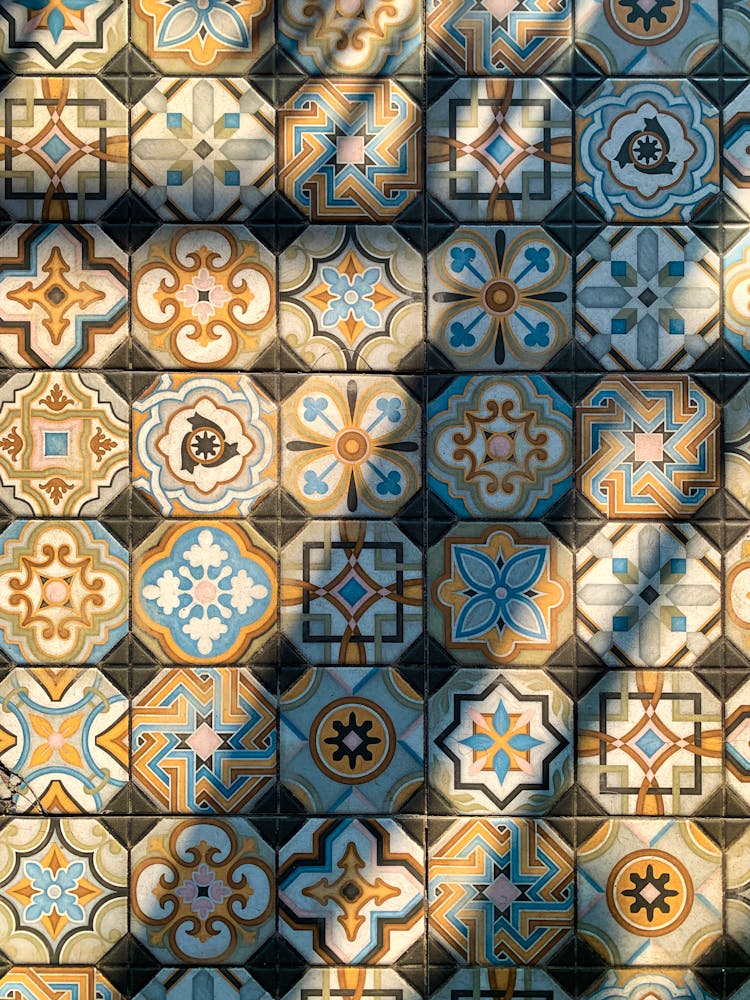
xmin=493 ymin=748 xmax=511 ymax=783
xmin=492 ymin=698 xmax=510 ymax=735
xmin=453 ymin=545 xmax=502 ymax=594
xmin=508 ymin=733 xmax=544 ymax=751
xmin=502 ymin=594 xmax=548 ymax=641
xmin=459 ymin=733 xmax=495 ymax=751
xmin=499 ymin=546 xmax=547 ymax=594
xmin=455 ymin=594 xmax=502 ymax=641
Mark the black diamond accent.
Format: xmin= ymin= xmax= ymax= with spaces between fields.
xmin=638 ymin=287 xmax=657 ymax=307
xmin=639 ymin=585 xmax=659 ymax=605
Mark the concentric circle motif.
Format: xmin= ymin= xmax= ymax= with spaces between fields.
xmin=310 ymin=697 xmax=396 ymax=784
xmin=604 ymin=0 xmax=690 ymax=44
xmin=606 ymin=849 xmax=693 ymax=937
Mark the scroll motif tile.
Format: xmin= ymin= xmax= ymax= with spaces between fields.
xmin=725 ymin=233 xmax=750 ymax=365
xmin=0 ymin=817 xmax=127 ymax=963
xmin=576 ymin=375 xmax=720 ymax=519
xmin=429 ymin=669 xmax=573 ymax=814
xmin=428 ymin=818 xmax=574 ymax=965
xmin=133 ymin=373 xmax=276 ymax=518
xmin=725 ymin=85 xmax=750 ymax=216
xmin=577 ymin=80 xmax=719 ymax=223
xmin=0 ymin=225 xmax=129 ymax=370
xmin=576 ymin=0 xmax=717 ymax=74
xmin=0 ymin=668 xmax=128 ymax=815
xmin=279 ymin=80 xmax=421 ymax=222
xmin=725 ymin=678 xmax=750 ymax=810
xmin=0 ymin=520 xmax=129 ymax=665
xmin=278 ymin=817 xmax=424 ymax=964
xmin=427 ymin=226 xmax=572 ymax=371
xmin=725 ymin=531 xmax=750 ymax=660
xmin=577 ymin=819 xmax=722 ymax=966
xmin=278 ymin=0 xmax=421 ymax=74
xmin=131 ymin=225 xmax=275 ymax=370
xmin=132 ymin=0 xmax=273 ymax=73
xmin=281 ymin=376 xmax=421 ymax=517
xmin=280 ymin=667 xmax=423 ymax=813
xmin=279 ymin=225 xmax=423 ymax=372
xmin=727 ymin=827 xmax=750 ymax=958
xmin=131 ymin=79 xmax=275 ymax=222
xmin=134 ymin=969 xmax=270 ymax=1000
xmin=132 ymin=667 xmax=276 ymax=814
xmin=427 ymin=79 xmax=572 ymax=223
xmin=427 ymin=375 xmax=572 ymax=519
xmin=575 ymin=227 xmax=720 ymax=370
xmin=427 ymin=0 xmax=571 ymax=74
xmin=431 ymin=969 xmax=573 ymax=1000
xmin=582 ymin=970 xmax=719 ymax=1000
xmin=0 ymin=372 xmax=128 ymax=517
xmin=283 ymin=969 xmax=420 ymax=1000
xmin=0 ymin=968 xmax=122 ymax=1000
xmin=576 ymin=523 xmax=721 ymax=668
xmin=0 ymin=77 xmax=127 ymax=222
xmin=578 ymin=671 xmax=722 ymax=816
xmin=280 ymin=520 xmax=422 ymax=666
xmin=428 ymin=522 xmax=573 ymax=665
xmin=130 ymin=817 xmax=274 ymax=964
xmin=133 ymin=521 xmax=277 ymax=665
xmin=0 ymin=0 xmax=126 ymax=71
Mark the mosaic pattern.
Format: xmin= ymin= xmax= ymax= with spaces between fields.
xmin=133 ymin=968 xmax=269 ymax=1000
xmin=279 ymin=80 xmax=421 ymax=222
xmin=575 ymin=227 xmax=720 ymax=370
xmin=427 ymin=78 xmax=572 ymax=222
xmin=0 ymin=969 xmax=122 ymax=1000
xmin=279 ymin=226 xmax=423 ymax=371
xmin=0 ymin=225 xmax=128 ymax=370
xmin=0 ymin=0 xmax=126 ymax=71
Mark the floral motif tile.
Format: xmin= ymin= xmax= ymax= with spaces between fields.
xmin=132 ymin=0 xmax=273 ymax=73
xmin=278 ymin=817 xmax=424 ymax=964
xmin=279 ymin=225 xmax=423 ymax=372
xmin=0 ymin=0 xmax=125 ymax=71
xmin=0 ymin=668 xmax=128 ymax=814
xmin=0 ymin=968 xmax=122 ymax=1000
xmin=576 ymin=522 xmax=721 ymax=667
xmin=0 ymin=77 xmax=128 ymax=222
xmin=725 ymin=531 xmax=750 ymax=660
xmin=281 ymin=376 xmax=421 ymax=517
xmin=576 ymin=0 xmax=717 ymax=74
xmin=427 ymin=0 xmax=571 ymax=74
xmin=133 ymin=372 xmax=276 ymax=517
xmin=0 ymin=520 xmax=129 ymax=665
xmin=578 ymin=670 xmax=722 ymax=816
xmin=427 ymin=79 xmax=572 ymax=223
xmin=133 ymin=521 xmax=277 ymax=664
xmin=428 ymin=375 xmax=572 ymax=519
xmin=577 ymin=819 xmax=722 ymax=966
xmin=283 ymin=969 xmax=420 ymax=1000
xmin=280 ymin=520 xmax=422 ymax=665
xmin=132 ymin=667 xmax=276 ymax=814
xmin=0 ymin=225 xmax=128 ymax=370
xmin=575 ymin=227 xmax=720 ymax=370
xmin=428 ymin=522 xmax=573 ymax=665
xmin=131 ymin=225 xmax=275 ymax=369
xmin=278 ymin=0 xmax=421 ymax=74
xmin=130 ymin=817 xmax=274 ymax=964
xmin=279 ymin=80 xmax=422 ymax=222
xmin=0 ymin=372 xmax=128 ymax=517
xmin=576 ymin=374 xmax=720 ymax=519
xmin=427 ymin=226 xmax=572 ymax=370
xmin=429 ymin=668 xmax=573 ymax=814
xmin=280 ymin=666 xmax=423 ymax=813
xmin=428 ymin=817 xmax=574 ymax=965
xmin=577 ymin=80 xmax=719 ymax=223
xmin=131 ymin=79 xmax=275 ymax=222
xmin=0 ymin=817 xmax=127 ymax=963
xmin=725 ymin=85 xmax=750 ymax=216
xmin=726 ymin=678 xmax=750 ymax=810
xmin=431 ymin=969 xmax=573 ymax=1000
xmin=582 ymin=970 xmax=719 ymax=1000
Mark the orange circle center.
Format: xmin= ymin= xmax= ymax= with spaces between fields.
xmin=482 ymin=278 xmax=518 ymax=316
xmin=334 ymin=429 xmax=370 ymax=464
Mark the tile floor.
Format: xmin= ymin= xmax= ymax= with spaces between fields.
xmin=0 ymin=0 xmax=748 ymax=998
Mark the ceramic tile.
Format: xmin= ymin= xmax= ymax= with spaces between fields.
xmin=133 ymin=521 xmax=277 ymax=664
xmin=0 ymin=0 xmax=126 ymax=72
xmin=427 ymin=375 xmax=573 ymax=519
xmin=133 ymin=969 xmax=271 ymax=1000
xmin=431 ymin=969 xmax=573 ymax=1000
xmin=576 ymin=522 xmax=721 ymax=667
xmin=575 ymin=227 xmax=720 ymax=371
xmin=280 ymin=666 xmax=423 ymax=813
xmin=582 ymin=970 xmax=720 ymax=1000
xmin=132 ymin=667 xmax=276 ymax=814
xmin=724 ymin=381 xmax=750 ymax=511
xmin=279 ymin=225 xmax=423 ymax=372
xmin=428 ymin=78 xmax=572 ymax=223
xmin=427 ymin=226 xmax=572 ymax=371
xmin=577 ymin=819 xmax=723 ymax=966
xmin=282 ymin=969 xmax=421 ymax=1000
xmin=133 ymin=372 xmax=277 ymax=517
xmin=428 ymin=668 xmax=573 ymax=814
xmin=725 ymin=531 xmax=750 ymax=661
xmin=278 ymin=817 xmax=424 ymax=964
xmin=725 ymin=86 xmax=750 ymax=217
xmin=576 ymin=374 xmax=720 ymax=519
xmin=130 ymin=817 xmax=274 ymax=964
xmin=279 ymin=80 xmax=422 ymax=222
xmin=281 ymin=375 xmax=421 ymax=517
xmin=428 ymin=522 xmax=573 ymax=665
xmin=726 ymin=678 xmax=750 ymax=810
xmin=0 ymin=968 xmax=123 ymax=1000
xmin=727 ymin=827 xmax=750 ymax=959
xmin=428 ymin=818 xmax=574 ymax=965
xmin=725 ymin=1 xmax=750 ymax=67
xmin=724 ymin=233 xmax=750 ymax=366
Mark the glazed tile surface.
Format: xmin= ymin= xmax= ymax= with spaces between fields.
xmin=0 ymin=3 xmax=746 ymax=997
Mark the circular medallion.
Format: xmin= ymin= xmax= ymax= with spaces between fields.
xmin=310 ymin=697 xmax=396 ymax=783
xmin=482 ymin=277 xmax=518 ymax=317
xmin=604 ymin=0 xmax=690 ymax=45
xmin=606 ymin=849 xmax=693 ymax=936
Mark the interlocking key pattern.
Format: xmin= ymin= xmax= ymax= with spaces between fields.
xmin=0 ymin=0 xmax=748 ymax=998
